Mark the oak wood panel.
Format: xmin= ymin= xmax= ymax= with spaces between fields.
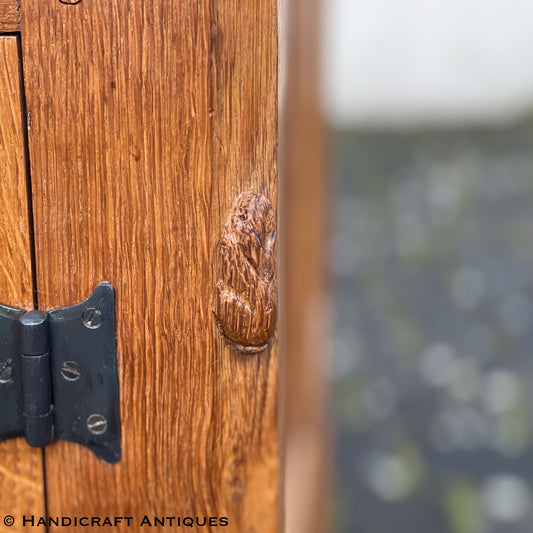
xmin=0 ymin=35 xmax=44 ymax=533
xmin=19 ymin=1 xmax=278 ymax=531
xmin=0 ymin=0 xmax=19 ymax=32
xmin=282 ymin=0 xmax=330 ymax=531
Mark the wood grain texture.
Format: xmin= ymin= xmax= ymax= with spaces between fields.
xmin=281 ymin=0 xmax=330 ymax=531
xmin=19 ymin=1 xmax=278 ymax=531
xmin=215 ymin=192 xmax=276 ymax=353
xmin=0 ymin=35 xmax=45 ymax=533
xmin=0 ymin=0 xmax=20 ymax=32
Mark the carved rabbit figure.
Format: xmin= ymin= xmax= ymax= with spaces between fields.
xmin=214 ymin=192 xmax=277 ymax=353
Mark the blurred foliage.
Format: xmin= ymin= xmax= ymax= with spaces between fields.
xmin=332 ymin=120 xmax=533 ymax=533
xmin=445 ymin=479 xmax=481 ymax=533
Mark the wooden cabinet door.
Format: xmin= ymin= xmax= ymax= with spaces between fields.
xmin=0 ymin=31 xmax=46 ymax=533
xmin=0 ymin=1 xmax=279 ymax=531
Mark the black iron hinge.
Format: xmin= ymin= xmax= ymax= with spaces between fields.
xmin=0 ymin=283 xmax=120 ymax=464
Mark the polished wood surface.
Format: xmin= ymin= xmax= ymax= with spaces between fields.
xmin=0 ymin=35 xmax=45 ymax=533
xmin=282 ymin=0 xmax=330 ymax=531
xmin=19 ymin=1 xmax=278 ymax=530
xmin=0 ymin=0 xmax=19 ymax=32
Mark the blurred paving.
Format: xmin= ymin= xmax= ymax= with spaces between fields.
xmin=332 ymin=121 xmax=533 ymax=533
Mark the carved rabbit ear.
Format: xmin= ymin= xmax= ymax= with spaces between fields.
xmin=214 ymin=192 xmax=277 ymax=353
xmin=227 ymin=192 xmax=276 ymax=275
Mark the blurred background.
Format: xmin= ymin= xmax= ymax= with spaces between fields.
xmin=284 ymin=1 xmax=533 ymax=533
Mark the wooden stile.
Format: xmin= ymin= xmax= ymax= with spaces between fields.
xmin=0 ymin=34 xmax=45 ymax=533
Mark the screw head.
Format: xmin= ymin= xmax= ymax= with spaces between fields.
xmin=82 ymin=308 xmax=103 ymax=329
xmin=0 ymin=361 xmax=13 ymax=383
xmin=87 ymin=414 xmax=108 ymax=435
xmin=60 ymin=361 xmax=81 ymax=381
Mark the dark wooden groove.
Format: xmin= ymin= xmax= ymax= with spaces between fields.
xmin=16 ymin=33 xmax=38 ymax=310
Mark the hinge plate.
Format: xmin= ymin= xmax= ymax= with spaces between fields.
xmin=0 ymin=283 xmax=120 ymax=463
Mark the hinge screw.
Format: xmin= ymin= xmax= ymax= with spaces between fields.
xmin=60 ymin=361 xmax=81 ymax=381
xmin=0 ymin=361 xmax=13 ymax=383
xmin=87 ymin=414 xmax=108 ymax=435
xmin=82 ymin=308 xmax=103 ymax=329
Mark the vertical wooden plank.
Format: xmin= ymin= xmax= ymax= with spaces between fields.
xmin=0 ymin=0 xmax=20 ymax=32
xmin=282 ymin=0 xmax=330 ymax=531
xmin=210 ymin=2 xmax=279 ymax=529
xmin=19 ymin=1 xmax=278 ymax=531
xmin=0 ymin=35 xmax=45 ymax=533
